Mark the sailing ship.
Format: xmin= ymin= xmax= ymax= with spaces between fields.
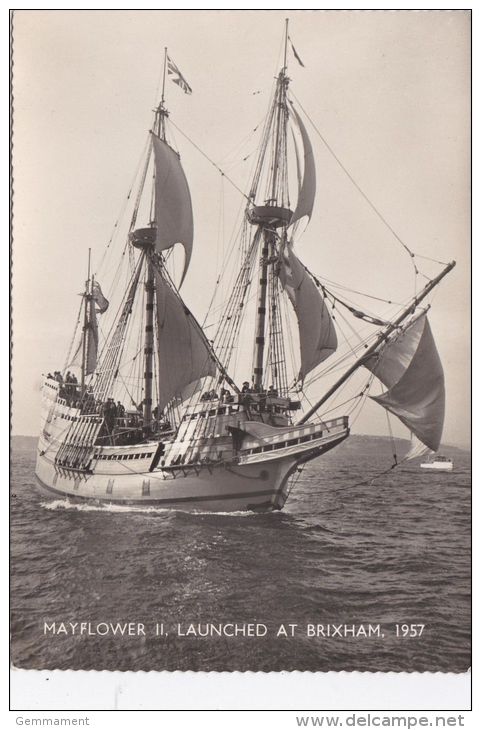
xmin=35 ymin=23 xmax=455 ymax=512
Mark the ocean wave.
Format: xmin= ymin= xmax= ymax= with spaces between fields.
xmin=39 ymin=499 xmax=271 ymax=518
xmin=12 ymin=443 xmax=470 ymax=673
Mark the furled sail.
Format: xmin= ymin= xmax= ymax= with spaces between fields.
xmin=364 ymin=314 xmax=445 ymax=451
xmin=154 ymin=270 xmax=216 ymax=410
xmin=85 ymin=298 xmax=98 ymax=376
xmin=278 ymin=246 xmax=337 ymax=381
xmin=152 ymin=134 xmax=193 ymax=287
xmin=289 ymin=105 xmax=316 ymax=228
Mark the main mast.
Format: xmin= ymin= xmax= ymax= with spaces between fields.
xmin=142 ymin=257 xmax=155 ymax=437
xmin=129 ymin=62 xmax=170 ymax=438
xmin=141 ymin=87 xmax=169 ymax=438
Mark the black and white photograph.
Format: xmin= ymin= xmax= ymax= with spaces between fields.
xmin=10 ymin=8 xmax=470 ymax=686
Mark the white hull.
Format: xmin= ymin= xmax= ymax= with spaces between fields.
xmin=420 ymin=461 xmax=453 ymax=472
xmin=35 ymin=378 xmax=349 ymax=512
xmin=35 ymin=451 xmax=296 ymax=512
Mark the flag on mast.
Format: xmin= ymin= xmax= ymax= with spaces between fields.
xmin=288 ymin=36 xmax=305 ymax=68
xmin=92 ymin=280 xmax=109 ymax=314
xmin=166 ymin=55 xmax=193 ymax=95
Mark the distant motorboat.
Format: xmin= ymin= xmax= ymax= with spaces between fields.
xmin=420 ymin=455 xmax=454 ymax=472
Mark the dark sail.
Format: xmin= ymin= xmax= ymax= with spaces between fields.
xmin=278 ymin=246 xmax=337 ymax=381
xmin=365 ymin=315 xmax=445 ymax=451
xmin=154 ymin=270 xmax=216 ymax=410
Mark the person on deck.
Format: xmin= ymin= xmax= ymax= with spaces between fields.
xmin=64 ymin=372 xmax=74 ymax=401
xmin=221 ymin=388 xmax=233 ymax=403
xmin=102 ymin=398 xmax=116 ymax=434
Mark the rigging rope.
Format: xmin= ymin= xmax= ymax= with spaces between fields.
xmin=385 ymin=409 xmax=398 ymax=466
xmin=317 ymin=280 xmax=390 ymax=328
xmin=62 ymin=297 xmax=84 ymax=372
xmin=169 ymin=120 xmax=250 ymax=202
xmin=312 ymin=276 xmax=399 ymax=306
xmin=290 ymin=92 xmax=451 ymax=278
xmin=95 ymin=136 xmax=151 ymax=281
xmin=324 ymin=462 xmax=400 ymax=494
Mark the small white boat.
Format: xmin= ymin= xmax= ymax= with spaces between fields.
xmin=420 ymin=455 xmax=454 ymax=472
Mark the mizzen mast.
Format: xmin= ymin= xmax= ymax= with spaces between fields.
xmin=80 ymin=247 xmax=92 ymax=397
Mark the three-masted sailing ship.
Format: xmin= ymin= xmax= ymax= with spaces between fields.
xmin=36 ymin=24 xmax=455 ymax=511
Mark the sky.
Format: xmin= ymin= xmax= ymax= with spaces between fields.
xmin=11 ymin=9 xmax=470 ymax=446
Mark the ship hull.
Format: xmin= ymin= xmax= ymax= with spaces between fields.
xmin=35 ymin=430 xmax=348 ymax=513
xmin=35 ymin=378 xmax=349 ymax=512
xmin=35 ymin=451 xmax=296 ymax=512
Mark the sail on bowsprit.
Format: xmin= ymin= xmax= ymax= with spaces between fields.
xmin=364 ymin=314 xmax=445 ymax=452
xmin=278 ymin=246 xmax=337 ymax=381
xmin=151 ymin=133 xmax=193 ymax=287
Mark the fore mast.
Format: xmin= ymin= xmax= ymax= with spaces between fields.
xmin=248 ymin=19 xmax=292 ymax=395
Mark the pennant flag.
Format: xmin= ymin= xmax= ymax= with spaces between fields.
xmin=92 ymin=280 xmax=109 ymax=314
xmin=167 ymin=55 xmax=193 ymax=95
xmin=289 ymin=36 xmax=305 ymax=68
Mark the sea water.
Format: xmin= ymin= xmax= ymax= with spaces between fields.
xmin=10 ymin=435 xmax=470 ymax=672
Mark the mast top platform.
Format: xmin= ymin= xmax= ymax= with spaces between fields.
xmin=247 ymin=204 xmax=292 ymax=228
xmin=129 ymin=226 xmax=156 ymax=250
